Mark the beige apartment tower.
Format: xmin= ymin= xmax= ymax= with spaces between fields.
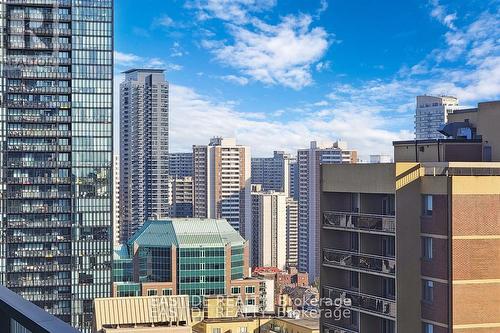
xmin=193 ymin=138 xmax=251 ymax=236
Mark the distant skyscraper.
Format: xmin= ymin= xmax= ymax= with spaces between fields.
xmin=251 ymin=151 xmax=291 ymax=193
xmin=286 ymin=198 xmax=299 ymax=268
xmin=297 ymin=141 xmax=357 ymax=278
xmin=119 ymin=69 xmax=169 ymax=242
xmin=113 ymin=154 xmax=120 ymax=245
xmin=251 ymin=188 xmax=288 ymax=270
xmin=0 ymin=1 xmax=114 ymax=330
xmin=415 ymin=95 xmax=459 ymax=140
xmin=169 ymin=152 xmax=193 ymax=178
xmin=193 ymin=138 xmax=251 ymax=235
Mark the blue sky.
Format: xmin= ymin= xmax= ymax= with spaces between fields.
xmin=114 ymin=0 xmax=500 ymax=157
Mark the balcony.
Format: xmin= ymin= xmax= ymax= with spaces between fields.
xmin=6 ymin=191 xmax=72 ymax=199
xmin=323 ymin=249 xmax=395 ymax=277
xmin=4 ymin=101 xmax=71 ymax=109
xmin=8 ymin=220 xmax=72 ymax=228
xmin=0 ymin=284 xmax=79 ymax=333
xmin=8 ymin=248 xmax=71 ymax=258
xmin=6 ymin=278 xmax=71 ymax=288
xmin=323 ymin=322 xmax=358 ymax=333
xmin=7 ymin=234 xmax=71 ymax=243
xmin=7 ymin=129 xmax=72 ymax=138
xmin=7 ymin=206 xmax=71 ymax=214
xmin=323 ymin=286 xmax=396 ymax=319
xmin=6 ymin=0 xmax=71 ymax=6
xmin=8 ymin=263 xmax=72 ymax=273
xmin=323 ymin=211 xmax=395 ymax=234
xmin=7 ymin=177 xmax=72 ymax=185
xmin=8 ymin=115 xmax=71 ymax=123
xmin=7 ymin=86 xmax=72 ymax=94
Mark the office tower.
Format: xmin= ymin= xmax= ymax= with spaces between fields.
xmin=169 ymin=152 xmax=193 ymax=178
xmin=119 ymin=69 xmax=169 ymax=243
xmin=297 ymin=141 xmax=357 ymax=279
xmin=320 ymin=101 xmax=500 ymax=333
xmin=193 ymin=138 xmax=251 ymax=236
xmin=0 ymin=0 xmax=113 ymax=330
xmin=113 ymin=154 xmax=120 ymax=245
xmin=112 ymin=218 xmax=271 ymax=313
xmin=172 ymin=176 xmax=193 ymax=218
xmin=288 ymin=157 xmax=299 ymax=200
xmin=251 ymin=151 xmax=291 ymax=193
xmin=369 ymin=154 xmax=392 ymax=163
xmin=251 ymin=189 xmax=288 ymax=270
xmin=415 ymin=95 xmax=459 ymax=140
xmin=286 ymin=198 xmax=299 ymax=268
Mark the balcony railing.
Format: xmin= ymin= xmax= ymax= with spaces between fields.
xmin=323 ymin=249 xmax=395 ymax=276
xmin=0 ymin=284 xmax=79 ymax=333
xmin=323 ymin=322 xmax=358 ymax=333
xmin=6 ymin=0 xmax=72 ymax=6
xmin=323 ymin=285 xmax=396 ymax=319
xmin=323 ymin=211 xmax=395 ymax=234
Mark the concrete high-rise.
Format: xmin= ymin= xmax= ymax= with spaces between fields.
xmin=251 ymin=151 xmax=292 ymax=193
xmin=286 ymin=197 xmax=299 ymax=268
xmin=251 ymin=188 xmax=288 ymax=270
xmin=320 ymin=100 xmax=500 ymax=333
xmin=288 ymin=156 xmax=299 ymax=200
xmin=193 ymin=138 xmax=251 ymax=235
xmin=171 ymin=176 xmax=194 ymax=218
xmin=0 ymin=1 xmax=113 ymax=330
xmin=297 ymin=141 xmax=357 ymax=279
xmin=415 ymin=95 xmax=459 ymax=140
xmin=119 ymin=69 xmax=169 ymax=243
xmin=113 ymin=154 xmax=120 ymax=245
xmin=169 ymin=152 xmax=193 ymax=178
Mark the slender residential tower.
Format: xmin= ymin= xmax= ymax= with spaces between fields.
xmin=415 ymin=95 xmax=459 ymax=140
xmin=119 ymin=69 xmax=169 ymax=243
xmin=0 ymin=0 xmax=113 ymax=331
xmin=193 ymin=137 xmax=251 ymax=236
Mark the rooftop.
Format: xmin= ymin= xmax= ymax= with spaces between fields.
xmin=128 ymin=218 xmax=246 ymax=248
xmin=276 ymin=314 xmax=320 ymax=330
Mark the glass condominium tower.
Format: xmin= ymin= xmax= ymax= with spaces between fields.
xmin=0 ymin=0 xmax=113 ymax=331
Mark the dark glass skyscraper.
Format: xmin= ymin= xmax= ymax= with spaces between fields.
xmin=0 ymin=0 xmax=113 ymax=331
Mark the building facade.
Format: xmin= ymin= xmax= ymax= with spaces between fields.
xmin=193 ymin=138 xmax=251 ymax=236
xmin=119 ymin=69 xmax=169 ymax=242
xmin=251 ymin=190 xmax=288 ymax=270
xmin=251 ymin=151 xmax=292 ymax=193
xmin=113 ymin=154 xmax=120 ymax=245
xmin=172 ymin=176 xmax=193 ymax=218
xmin=286 ymin=198 xmax=299 ymax=268
xmin=415 ymin=95 xmax=459 ymax=140
xmin=0 ymin=0 xmax=113 ymax=330
xmin=320 ymin=101 xmax=500 ymax=333
xmin=297 ymin=141 xmax=357 ymax=278
xmin=169 ymin=152 xmax=193 ymax=178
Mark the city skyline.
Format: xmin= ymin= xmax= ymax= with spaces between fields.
xmin=114 ymin=0 xmax=500 ymax=157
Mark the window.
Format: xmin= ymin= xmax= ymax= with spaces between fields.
xmin=231 ymin=286 xmax=241 ymax=294
xmin=422 ymin=237 xmax=433 ymax=260
xmin=162 ymin=288 xmax=172 ymax=296
xmin=423 ymin=323 xmax=434 ymax=333
xmin=423 ymin=195 xmax=433 ymax=216
xmin=239 ymin=327 xmax=248 ymax=333
xmin=422 ymin=280 xmax=434 ymax=303
xmin=147 ymin=289 xmax=158 ymax=296
xmin=245 ymin=298 xmax=255 ymax=305
xmin=212 ymin=329 xmax=221 ymax=333
xmin=350 ymin=272 xmax=359 ymax=289
xmin=245 ymin=286 xmax=255 ymax=294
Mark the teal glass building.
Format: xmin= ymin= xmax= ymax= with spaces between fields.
xmin=0 ymin=0 xmax=113 ymax=331
xmin=113 ymin=218 xmax=249 ymax=305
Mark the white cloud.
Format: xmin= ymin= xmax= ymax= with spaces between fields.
xmin=219 ymin=75 xmax=250 ymax=85
xmin=114 ymin=51 xmax=143 ymax=66
xmin=169 ymin=84 xmax=409 ymax=157
xmin=187 ymin=0 xmax=276 ymax=24
xmin=203 ymin=14 xmax=330 ymax=90
xmin=157 ymin=15 xmax=175 ymax=27
xmin=429 ymin=0 xmax=457 ymax=30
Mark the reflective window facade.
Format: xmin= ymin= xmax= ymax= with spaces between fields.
xmin=0 ymin=1 xmax=113 ymax=331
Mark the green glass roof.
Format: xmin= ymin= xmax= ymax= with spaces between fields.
xmin=127 ymin=218 xmax=246 ymax=248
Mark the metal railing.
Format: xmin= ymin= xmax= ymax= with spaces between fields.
xmin=323 ymin=211 xmax=395 ymax=233
xmin=323 ymin=285 xmax=396 ymax=319
xmin=323 ymin=249 xmax=395 ymax=276
xmin=0 ymin=284 xmax=80 ymax=333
